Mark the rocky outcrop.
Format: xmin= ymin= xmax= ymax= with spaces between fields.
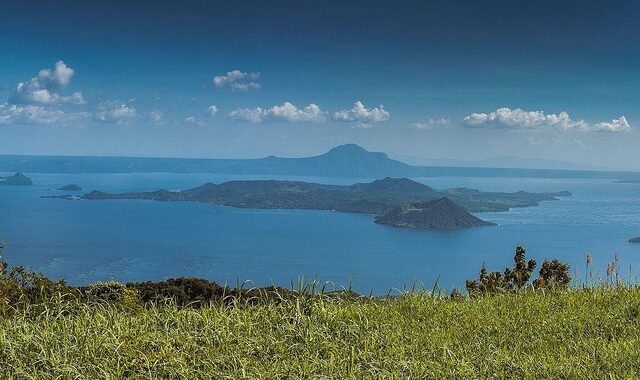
xmin=0 ymin=173 xmax=33 ymax=186
xmin=58 ymin=184 xmax=82 ymax=191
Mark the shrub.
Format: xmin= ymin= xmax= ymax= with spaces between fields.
xmin=533 ymin=260 xmax=571 ymax=289
xmin=1 ymin=244 xmax=76 ymax=313
xmin=466 ymin=247 xmax=570 ymax=295
xmin=504 ymin=246 xmax=537 ymax=288
xmin=466 ymin=246 xmax=536 ymax=295
xmin=82 ymin=281 xmax=142 ymax=311
xmin=127 ymin=277 xmax=228 ymax=307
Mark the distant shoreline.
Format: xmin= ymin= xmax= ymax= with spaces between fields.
xmin=2 ymin=143 xmax=640 ymax=180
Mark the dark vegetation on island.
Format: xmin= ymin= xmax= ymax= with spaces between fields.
xmin=58 ymin=184 xmax=82 ymax=191
xmin=0 ymin=172 xmax=32 ymax=186
xmin=630 ymin=237 xmax=640 ymax=243
xmin=47 ymin=177 xmax=570 ymax=230
xmin=375 ymin=197 xmax=495 ymax=229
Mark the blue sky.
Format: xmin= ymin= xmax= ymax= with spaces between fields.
xmin=0 ymin=0 xmax=639 ymax=169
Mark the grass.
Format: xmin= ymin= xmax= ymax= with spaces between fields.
xmin=2 ymin=286 xmax=640 ymax=379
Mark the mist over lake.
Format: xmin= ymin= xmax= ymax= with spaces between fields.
xmin=2 ymin=172 xmax=639 ymax=294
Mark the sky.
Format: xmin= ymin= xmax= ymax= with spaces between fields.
xmin=0 ymin=0 xmax=639 ymax=169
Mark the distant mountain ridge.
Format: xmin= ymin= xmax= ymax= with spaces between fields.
xmin=0 ymin=144 xmax=411 ymax=177
xmin=393 ymin=154 xmax=595 ymax=171
xmin=3 ymin=144 xmax=639 ymax=180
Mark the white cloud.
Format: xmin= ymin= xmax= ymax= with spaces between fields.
xmin=410 ymin=118 xmax=452 ymax=129
xmin=213 ymin=70 xmax=260 ymax=92
xmin=228 ymin=107 xmax=264 ymax=123
xmin=592 ymin=116 xmax=631 ymax=133
xmin=94 ymin=101 xmax=137 ymax=124
xmin=228 ymin=102 xmax=326 ymax=123
xmin=0 ymin=103 xmax=87 ymax=125
xmin=332 ymin=101 xmax=389 ymax=127
xmin=268 ymin=102 xmax=325 ymax=123
xmin=462 ymin=108 xmax=588 ymax=131
xmin=206 ymin=105 xmax=218 ymax=116
xmin=230 ymin=82 xmax=261 ymax=92
xmin=184 ymin=105 xmax=219 ymax=126
xmin=461 ymin=108 xmax=631 ymax=133
xmin=10 ymin=61 xmax=85 ymax=105
xmin=184 ymin=115 xmax=207 ymax=127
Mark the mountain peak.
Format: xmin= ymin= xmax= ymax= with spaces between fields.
xmin=324 ymin=144 xmax=388 ymax=158
xmin=376 ymin=197 xmax=495 ymax=229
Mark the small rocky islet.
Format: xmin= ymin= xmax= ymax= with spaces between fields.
xmin=58 ymin=184 xmax=82 ymax=191
xmin=0 ymin=173 xmax=33 ymax=186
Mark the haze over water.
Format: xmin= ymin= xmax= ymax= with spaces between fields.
xmin=2 ymin=172 xmax=639 ymax=294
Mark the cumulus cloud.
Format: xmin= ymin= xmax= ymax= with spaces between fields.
xmin=0 ymin=103 xmax=87 ymax=125
xmin=228 ymin=102 xmax=326 ymax=123
xmin=206 ymin=105 xmax=218 ymax=116
xmin=462 ymin=107 xmax=631 ymax=133
xmin=592 ymin=116 xmax=631 ymax=133
xmin=213 ymin=70 xmax=261 ymax=92
xmin=228 ymin=107 xmax=264 ymax=123
xmin=462 ymin=108 xmax=588 ymax=131
xmin=410 ymin=118 xmax=452 ymax=129
xmin=94 ymin=101 xmax=137 ymax=124
xmin=183 ymin=105 xmax=220 ymax=127
xmin=332 ymin=101 xmax=389 ymax=127
xmin=10 ymin=61 xmax=85 ymax=105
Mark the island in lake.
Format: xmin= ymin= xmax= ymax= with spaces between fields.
xmin=375 ymin=198 xmax=495 ymax=229
xmin=58 ymin=184 xmax=82 ymax=191
xmin=47 ymin=177 xmax=571 ymax=230
xmin=0 ymin=173 xmax=33 ymax=186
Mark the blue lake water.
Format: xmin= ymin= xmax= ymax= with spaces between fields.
xmin=1 ymin=172 xmax=640 ymax=294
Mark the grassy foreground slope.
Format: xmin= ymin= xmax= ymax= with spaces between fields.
xmin=2 ymin=289 xmax=640 ymax=379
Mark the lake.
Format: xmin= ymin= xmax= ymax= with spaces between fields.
xmin=1 ymin=172 xmax=640 ymax=294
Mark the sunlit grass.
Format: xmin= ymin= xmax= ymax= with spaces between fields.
xmin=2 ymin=286 xmax=640 ymax=379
